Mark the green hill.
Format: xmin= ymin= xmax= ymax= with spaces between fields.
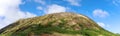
xmin=0 ymin=12 xmax=117 ymax=36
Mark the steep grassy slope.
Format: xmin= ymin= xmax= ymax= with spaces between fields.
xmin=0 ymin=12 xmax=117 ymax=36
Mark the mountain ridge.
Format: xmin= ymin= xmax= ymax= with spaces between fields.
xmin=0 ymin=12 xmax=117 ymax=36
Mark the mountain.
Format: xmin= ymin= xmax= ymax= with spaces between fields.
xmin=0 ymin=12 xmax=117 ymax=36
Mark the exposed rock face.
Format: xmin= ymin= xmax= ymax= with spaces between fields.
xmin=0 ymin=12 xmax=116 ymax=36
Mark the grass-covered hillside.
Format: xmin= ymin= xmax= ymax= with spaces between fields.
xmin=0 ymin=12 xmax=117 ymax=36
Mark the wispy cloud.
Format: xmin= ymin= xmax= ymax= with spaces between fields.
xmin=37 ymin=6 xmax=43 ymax=10
xmin=0 ymin=0 xmax=36 ymax=29
xmin=112 ymin=0 xmax=120 ymax=7
xmin=45 ymin=4 xmax=66 ymax=14
xmin=93 ymin=9 xmax=109 ymax=18
xmin=64 ymin=0 xmax=81 ymax=6
xmin=97 ymin=22 xmax=110 ymax=28
xmin=97 ymin=22 xmax=105 ymax=27
xmin=34 ymin=0 xmax=46 ymax=5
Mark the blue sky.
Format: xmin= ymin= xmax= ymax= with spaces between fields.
xmin=0 ymin=0 xmax=120 ymax=33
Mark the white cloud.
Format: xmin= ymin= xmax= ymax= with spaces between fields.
xmin=97 ymin=22 xmax=110 ymax=28
xmin=64 ymin=0 xmax=81 ymax=6
xmin=34 ymin=0 xmax=46 ymax=5
xmin=37 ymin=6 xmax=43 ymax=10
xmin=0 ymin=0 xmax=36 ymax=29
xmin=46 ymin=4 xmax=66 ymax=14
xmin=93 ymin=9 xmax=109 ymax=18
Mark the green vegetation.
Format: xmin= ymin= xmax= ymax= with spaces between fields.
xmin=11 ymin=24 xmax=116 ymax=36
